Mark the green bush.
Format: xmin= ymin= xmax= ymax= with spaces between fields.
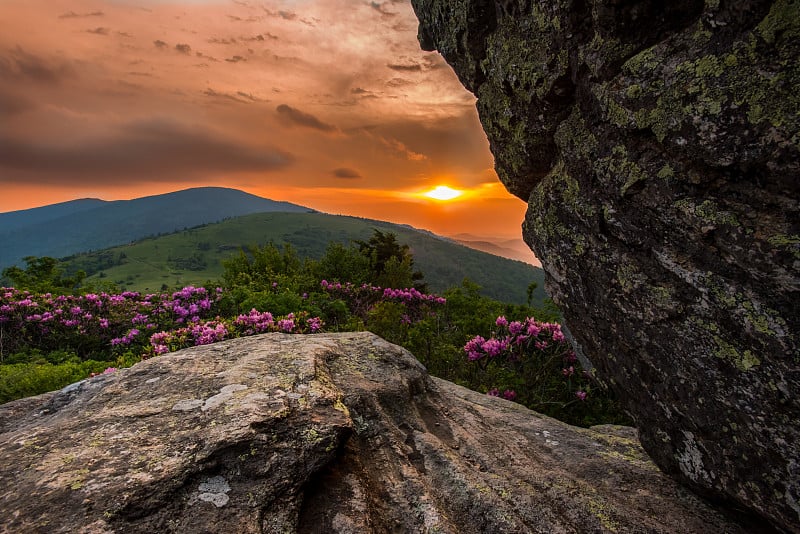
xmin=0 ymin=360 xmax=113 ymax=404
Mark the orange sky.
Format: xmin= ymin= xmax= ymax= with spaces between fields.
xmin=0 ymin=0 xmax=529 ymax=243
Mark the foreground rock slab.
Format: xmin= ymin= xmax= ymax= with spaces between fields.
xmin=0 ymin=333 xmax=752 ymax=533
xmin=411 ymin=1 xmax=799 ymax=530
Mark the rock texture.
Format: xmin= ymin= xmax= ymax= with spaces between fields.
xmin=410 ymin=0 xmax=799 ymax=530
xmin=0 ymin=333 xmax=754 ymax=533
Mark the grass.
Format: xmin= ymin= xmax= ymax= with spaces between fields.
xmin=61 ymin=212 xmax=547 ymax=305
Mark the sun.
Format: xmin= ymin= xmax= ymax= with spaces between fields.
xmin=423 ymin=185 xmax=463 ymax=201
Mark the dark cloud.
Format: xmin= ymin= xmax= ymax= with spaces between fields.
xmin=0 ymin=47 xmax=74 ymax=84
xmin=0 ymin=120 xmax=293 ymax=183
xmin=194 ymin=52 xmax=219 ymax=62
xmin=195 ymin=52 xmax=219 ymax=62
xmin=59 ymin=11 xmax=104 ymax=19
xmin=208 ymin=37 xmax=237 ymax=44
xmin=244 ymin=33 xmax=278 ymax=42
xmin=225 ymin=55 xmax=246 ymax=63
xmin=86 ymin=27 xmax=110 ymax=36
xmin=387 ymin=62 xmax=422 ymax=72
xmin=386 ymin=77 xmax=412 ymax=87
xmin=204 ymin=88 xmax=266 ymax=104
xmin=332 ymin=167 xmax=362 ymax=179
xmin=228 ymin=15 xmax=262 ymax=22
xmin=154 ymin=40 xmax=168 ymax=49
xmin=175 ymin=43 xmax=192 ymax=54
xmin=276 ymin=104 xmax=336 ymax=132
xmin=387 ymin=55 xmax=445 ymax=73
xmin=263 ymin=8 xmax=297 ymax=21
xmin=0 ymin=88 xmax=34 ymax=117
xmin=370 ymin=2 xmax=397 ymax=17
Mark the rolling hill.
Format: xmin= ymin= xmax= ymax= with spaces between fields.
xmin=0 ymin=187 xmax=310 ymax=270
xmin=59 ymin=212 xmax=547 ymax=305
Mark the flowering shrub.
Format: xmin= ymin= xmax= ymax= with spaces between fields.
xmin=320 ymin=280 xmax=445 ymax=324
xmin=0 ymin=286 xmax=323 ymax=363
xmin=0 ymin=286 xmax=223 ymax=360
xmin=0 ymin=278 xmax=629 ymax=427
xmin=147 ymin=310 xmax=323 ymax=356
xmin=463 ymin=315 xmax=611 ymax=425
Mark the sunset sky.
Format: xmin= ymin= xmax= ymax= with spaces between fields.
xmin=0 ymin=0 xmax=529 ymax=243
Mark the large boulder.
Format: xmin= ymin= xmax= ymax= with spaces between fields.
xmin=410 ymin=0 xmax=799 ymax=530
xmin=0 ymin=333 xmax=751 ymax=532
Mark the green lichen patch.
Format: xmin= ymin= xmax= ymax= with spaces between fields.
xmin=528 ymin=161 xmax=592 ymax=257
xmin=768 ymin=234 xmax=800 ymax=260
xmin=596 ymin=145 xmax=648 ymax=197
xmin=673 ymin=198 xmax=740 ymax=228
xmin=712 ymin=335 xmax=761 ymax=372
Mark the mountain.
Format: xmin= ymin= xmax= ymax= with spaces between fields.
xmin=0 ymin=187 xmax=310 ymax=270
xmin=0 ymin=198 xmax=108 ymax=233
xmin=59 ymin=211 xmax=547 ymax=305
xmin=450 ymin=233 xmax=540 ymax=266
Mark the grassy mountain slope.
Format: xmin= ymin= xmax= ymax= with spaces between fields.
xmin=62 ymin=212 xmax=546 ymax=305
xmin=0 ymin=187 xmax=310 ymax=270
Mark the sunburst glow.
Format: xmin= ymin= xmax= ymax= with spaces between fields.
xmin=423 ymin=185 xmax=463 ymax=201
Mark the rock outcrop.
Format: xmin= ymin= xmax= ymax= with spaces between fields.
xmin=0 ymin=333 xmax=753 ymax=533
xmin=410 ymin=0 xmax=799 ymax=530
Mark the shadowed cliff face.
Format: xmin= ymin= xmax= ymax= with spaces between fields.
xmin=411 ymin=0 xmax=799 ymax=531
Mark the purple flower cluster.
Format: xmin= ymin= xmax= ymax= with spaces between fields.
xmin=465 ymin=315 xmax=591 ymax=404
xmin=487 ymin=388 xmax=517 ymax=401
xmin=234 ymin=308 xmax=275 ymax=335
xmin=382 ymin=287 xmax=446 ymax=305
xmin=320 ymin=280 xmax=446 ymax=325
xmin=147 ymin=310 xmax=324 ymax=356
xmin=464 ymin=335 xmax=512 ymax=361
xmin=464 ymin=316 xmax=566 ymax=363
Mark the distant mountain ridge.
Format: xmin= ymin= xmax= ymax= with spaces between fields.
xmin=450 ymin=233 xmax=539 ymax=266
xmin=0 ymin=187 xmax=310 ymax=270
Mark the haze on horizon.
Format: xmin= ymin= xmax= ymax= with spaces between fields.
xmin=0 ymin=0 xmax=532 ymax=246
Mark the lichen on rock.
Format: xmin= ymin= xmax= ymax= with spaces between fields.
xmin=411 ymin=0 xmax=799 ymax=530
xmin=0 ymin=333 xmax=753 ymax=532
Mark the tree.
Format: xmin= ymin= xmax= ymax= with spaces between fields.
xmin=2 ymin=256 xmax=86 ymax=293
xmin=355 ymin=229 xmax=425 ymax=289
xmin=314 ymin=242 xmax=372 ymax=284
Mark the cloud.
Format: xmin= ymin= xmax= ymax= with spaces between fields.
xmin=378 ymin=135 xmax=427 ymax=161
xmin=225 ymin=55 xmax=246 ymax=63
xmin=0 ymin=47 xmax=74 ymax=84
xmin=370 ymin=2 xmax=397 ymax=17
xmin=154 ymin=40 xmax=168 ymax=49
xmin=387 ymin=55 xmax=445 ymax=73
xmin=175 ymin=43 xmax=192 ymax=54
xmin=386 ymin=77 xmax=412 ymax=87
xmin=0 ymin=88 xmax=34 ymax=117
xmin=332 ymin=167 xmax=361 ymax=179
xmin=263 ymin=8 xmax=297 ymax=21
xmin=86 ymin=27 xmax=110 ymax=36
xmin=387 ymin=62 xmax=421 ymax=72
xmin=244 ymin=33 xmax=278 ymax=41
xmin=58 ymin=11 xmax=104 ymax=19
xmin=276 ymin=104 xmax=336 ymax=132
xmin=208 ymin=37 xmax=237 ymax=44
xmin=204 ymin=88 xmax=266 ymax=104
xmin=0 ymin=119 xmax=293 ymax=183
